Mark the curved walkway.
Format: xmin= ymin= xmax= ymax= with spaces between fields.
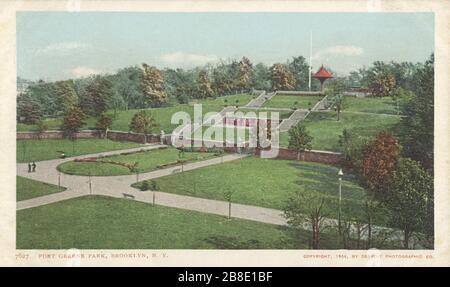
xmin=16 ymin=144 xmax=405 ymax=244
xmin=16 ymin=145 xmax=249 ymax=209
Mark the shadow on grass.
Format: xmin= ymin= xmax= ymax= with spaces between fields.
xmin=287 ymin=162 xmax=366 ymax=201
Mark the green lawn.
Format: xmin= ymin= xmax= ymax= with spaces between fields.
xmin=16 ymin=195 xmax=345 ymax=249
xmin=17 ymin=100 xmax=231 ymax=133
xmin=17 ymin=117 xmax=97 ymax=132
xmin=263 ymin=95 xmax=322 ymax=109
xmin=17 ymin=139 xmax=142 ymax=163
xmin=17 ymin=118 xmax=63 ymax=132
xmin=108 ymin=104 xmax=223 ymax=133
xmin=17 ymin=176 xmax=65 ymax=201
xmin=344 ymin=96 xmax=399 ymax=115
xmin=280 ymin=111 xmax=401 ymax=151
xmin=236 ymin=108 xmax=293 ymax=119
xmin=135 ymin=157 xmax=389 ymax=226
xmin=189 ymin=93 xmax=253 ymax=107
xmin=57 ymin=147 xmax=217 ymax=176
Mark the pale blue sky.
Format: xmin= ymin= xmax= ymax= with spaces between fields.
xmin=17 ymin=12 xmax=434 ymax=81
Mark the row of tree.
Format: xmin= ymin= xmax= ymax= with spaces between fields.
xmin=17 ymin=53 xmax=431 ymax=125
xmin=339 ymin=54 xmax=434 ymax=173
xmin=286 ymin=125 xmax=433 ymax=249
xmin=284 ymin=54 xmax=434 ymax=249
xmin=17 ymin=55 xmax=320 ymax=123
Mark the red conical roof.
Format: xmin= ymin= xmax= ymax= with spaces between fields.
xmin=313 ymin=65 xmax=333 ymax=79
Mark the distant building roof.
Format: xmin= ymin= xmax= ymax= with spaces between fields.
xmin=313 ymin=65 xmax=333 ymax=79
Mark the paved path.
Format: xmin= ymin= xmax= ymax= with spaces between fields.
xmin=16 ymin=143 xmax=407 ymax=244
xmin=242 ymin=106 xmax=292 ymax=111
xmin=16 ymin=147 xmax=248 ymax=210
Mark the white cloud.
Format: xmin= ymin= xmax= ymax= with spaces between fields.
xmin=313 ymin=45 xmax=364 ymax=60
xmin=36 ymin=42 xmax=90 ymax=55
xmin=160 ymin=52 xmax=220 ymax=66
xmin=70 ymin=66 xmax=102 ymax=78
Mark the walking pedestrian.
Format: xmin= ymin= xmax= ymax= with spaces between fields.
xmin=28 ymin=162 xmax=31 ymax=173
xmin=32 ymin=162 xmax=36 ymax=172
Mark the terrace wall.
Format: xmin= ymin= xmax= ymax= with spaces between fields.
xmin=254 ymin=148 xmax=342 ymax=166
xmin=17 ymin=130 xmax=99 ymax=140
xmin=171 ymin=137 xmax=247 ymax=153
xmin=17 ymin=130 xmax=161 ymax=144
xmin=222 ymin=117 xmax=282 ymax=127
xmin=106 ymin=130 xmax=160 ymax=144
xmin=275 ymin=90 xmax=324 ymax=96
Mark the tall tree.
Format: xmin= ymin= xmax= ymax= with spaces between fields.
xmin=77 ymin=76 xmax=96 ymax=115
xmin=228 ymin=60 xmax=241 ymax=93
xmin=212 ymin=62 xmax=232 ymax=95
xmin=385 ymin=158 xmax=433 ymax=249
xmin=397 ymin=54 xmax=434 ymax=173
xmin=142 ymin=63 xmax=168 ymax=106
xmin=85 ymin=76 xmax=113 ymax=115
xmin=25 ymin=80 xmax=59 ymax=116
xmin=95 ymin=113 xmax=113 ymax=138
xmin=288 ymin=56 xmax=309 ymax=90
xmin=164 ymin=68 xmax=197 ymax=103
xmin=251 ymin=62 xmax=271 ymax=90
xmin=271 ymin=63 xmax=296 ymax=91
xmin=338 ymin=129 xmax=369 ymax=169
xmin=236 ymin=56 xmax=253 ymax=92
xmin=369 ymin=72 xmax=396 ymax=97
xmin=17 ymin=93 xmax=42 ymax=124
xmin=361 ymin=131 xmax=401 ymax=198
xmin=324 ymin=79 xmax=346 ymax=121
xmin=54 ymin=80 xmax=78 ymax=113
xmin=62 ymin=106 xmax=86 ymax=140
xmin=129 ymin=110 xmax=158 ymax=142
xmin=112 ymin=66 xmax=146 ymax=109
xmin=288 ymin=123 xmax=313 ymax=160
xmin=284 ymin=193 xmax=327 ymax=249
xmin=196 ymin=70 xmax=214 ymax=99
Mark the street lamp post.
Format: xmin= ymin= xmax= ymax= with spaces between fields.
xmin=88 ymin=172 xmax=92 ymax=195
xmin=338 ymin=168 xmax=344 ymax=235
xmin=58 ymin=170 xmax=61 ymax=190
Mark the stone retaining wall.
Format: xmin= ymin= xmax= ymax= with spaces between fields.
xmin=17 ymin=130 xmax=99 ymax=140
xmin=17 ymin=130 xmax=161 ymax=144
xmin=106 ymin=130 xmax=160 ymax=144
xmin=275 ymin=91 xmax=324 ymax=96
xmin=254 ymin=148 xmax=341 ymax=165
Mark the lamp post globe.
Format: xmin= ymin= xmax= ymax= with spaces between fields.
xmin=338 ymin=168 xmax=344 ymax=235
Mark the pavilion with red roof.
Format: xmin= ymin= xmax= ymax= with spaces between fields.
xmin=313 ymin=65 xmax=333 ymax=91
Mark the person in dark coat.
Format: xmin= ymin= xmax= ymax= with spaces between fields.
xmin=32 ymin=162 xmax=36 ymax=172
xmin=28 ymin=162 xmax=32 ymax=173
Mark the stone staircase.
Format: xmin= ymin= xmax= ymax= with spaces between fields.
xmin=313 ymin=95 xmax=330 ymax=110
xmin=246 ymin=91 xmax=276 ymax=108
xmin=278 ymin=109 xmax=310 ymax=132
xmin=277 ymin=94 xmax=329 ymax=132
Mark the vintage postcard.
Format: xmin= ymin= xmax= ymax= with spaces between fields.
xmin=0 ymin=0 xmax=449 ymax=267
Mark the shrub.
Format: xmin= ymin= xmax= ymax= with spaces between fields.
xmin=140 ymin=181 xmax=150 ymax=191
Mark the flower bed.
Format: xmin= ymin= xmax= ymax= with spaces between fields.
xmin=98 ymin=159 xmax=138 ymax=171
xmin=74 ymin=157 xmax=98 ymax=162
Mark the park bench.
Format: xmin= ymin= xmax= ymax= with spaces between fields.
xmin=122 ymin=193 xmax=135 ymax=199
xmin=172 ymin=168 xmax=182 ymax=174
